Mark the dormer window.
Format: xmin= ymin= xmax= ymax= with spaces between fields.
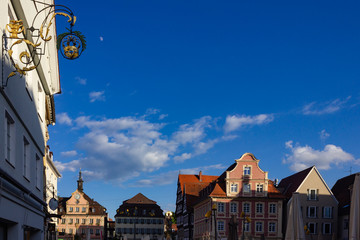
xmin=230 ymin=183 xmax=238 ymax=193
xmin=244 ymin=166 xmax=251 ymax=176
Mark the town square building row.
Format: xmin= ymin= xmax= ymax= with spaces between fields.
xmin=176 ymin=152 xmax=359 ymax=240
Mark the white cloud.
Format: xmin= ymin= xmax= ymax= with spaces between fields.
xmin=174 ymin=153 xmax=192 ymax=163
xmin=58 ymin=115 xmax=224 ymax=183
xmin=302 ymin=96 xmax=351 ymax=115
xmin=100 ymin=36 xmax=104 ymax=41
xmin=283 ymin=141 xmax=355 ymax=171
xmin=159 ymin=114 xmax=168 ymax=120
xmin=54 ymin=160 xmax=81 ymax=172
xmin=89 ymin=91 xmax=105 ymax=102
xmin=75 ymin=76 xmax=87 ymax=85
xmin=60 ymin=150 xmax=78 ymax=157
xmin=224 ymin=114 xmax=274 ymax=133
xmin=57 ymin=113 xmax=72 ymax=125
xmin=320 ymin=129 xmax=330 ymax=141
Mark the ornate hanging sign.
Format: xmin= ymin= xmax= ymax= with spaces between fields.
xmin=2 ymin=2 xmax=86 ymax=88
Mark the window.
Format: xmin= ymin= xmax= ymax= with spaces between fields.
xmin=82 ymin=219 xmax=86 ymax=224
xmin=269 ymin=222 xmax=276 ymax=232
xmin=5 ymin=111 xmax=15 ymax=166
xmin=82 ymin=207 xmax=86 ymax=212
xmin=96 ymin=219 xmax=100 ymax=224
xmin=69 ymin=228 xmax=73 ymax=234
xmin=96 ymin=229 xmax=100 ymax=235
xmin=308 ymin=189 xmax=318 ymax=200
xmin=76 ymin=219 xmax=79 ymax=224
xmin=255 ymin=222 xmax=263 ymax=232
xmin=82 ymin=229 xmax=85 ymax=234
xmin=61 ymin=229 xmax=65 ymax=233
xmin=90 ymin=229 xmax=93 ymax=234
xmin=230 ymin=183 xmax=238 ymax=193
xmin=217 ymin=202 xmax=225 ymax=212
xmin=244 ymin=222 xmax=250 ymax=232
xmin=217 ymin=221 xmax=224 ymax=231
xmin=243 ymin=203 xmax=250 ymax=213
xmin=269 ymin=203 xmax=276 ymax=214
xmin=243 ymin=183 xmax=250 ymax=193
xmin=244 ymin=166 xmax=251 ymax=175
xmin=307 ymin=223 xmax=317 ymax=234
xmin=90 ymin=219 xmax=94 ymax=224
xmin=92 ymin=208 xmax=96 ymax=213
xmin=143 ymin=209 xmax=146 ymax=215
xmin=230 ymin=203 xmax=237 ymax=213
xmin=307 ymin=206 xmax=317 ymax=218
xmin=69 ymin=207 xmax=73 ymax=212
xmin=256 ymin=184 xmax=263 ymax=193
xmin=76 ymin=207 xmax=79 ymax=212
xmin=35 ymin=154 xmax=41 ymax=189
xmin=69 ymin=219 xmax=73 ymax=224
xmin=323 ymin=207 xmax=332 ymax=218
xmin=256 ymin=203 xmax=263 ymax=214
xmin=61 ymin=219 xmax=66 ymax=224
xmin=23 ymin=137 xmax=30 ymax=179
xmin=322 ymin=223 xmax=331 ymax=234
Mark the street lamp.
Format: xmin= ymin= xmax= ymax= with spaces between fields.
xmin=212 ymin=204 xmax=217 ymax=240
xmin=240 ymin=212 xmax=251 ymax=240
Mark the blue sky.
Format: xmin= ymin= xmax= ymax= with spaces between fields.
xmin=49 ymin=0 xmax=360 ymax=218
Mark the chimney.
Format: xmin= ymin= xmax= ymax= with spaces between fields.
xmin=199 ymin=171 xmax=202 ymax=182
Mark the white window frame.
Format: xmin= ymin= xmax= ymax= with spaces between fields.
xmin=269 ymin=203 xmax=276 ymax=214
xmin=322 ymin=223 xmax=331 ymax=234
xmin=244 ymin=166 xmax=251 ymax=176
xmin=308 ymin=189 xmax=318 ymax=200
xmin=82 ymin=207 xmax=86 ymax=212
xmin=256 ymin=203 xmax=263 ymax=214
xmin=76 ymin=207 xmax=79 ymax=212
xmin=82 ymin=219 xmax=86 ymax=224
xmin=69 ymin=207 xmax=73 ymax=212
xmin=23 ymin=137 xmax=30 ymax=179
xmin=243 ymin=183 xmax=251 ymax=193
xmin=323 ymin=206 xmax=332 ymax=218
xmin=256 ymin=184 xmax=264 ymax=193
xmin=35 ymin=154 xmax=41 ymax=189
xmin=5 ymin=111 xmax=15 ymax=166
xmin=308 ymin=206 xmax=317 ymax=218
xmin=217 ymin=221 xmax=225 ymax=231
xmin=308 ymin=222 xmax=317 ymax=234
xmin=244 ymin=222 xmax=250 ymax=232
xmin=90 ymin=219 xmax=94 ymax=224
xmin=230 ymin=202 xmax=237 ymax=213
xmin=243 ymin=203 xmax=250 ymax=214
xmin=255 ymin=222 xmax=263 ymax=232
xmin=230 ymin=183 xmax=238 ymax=193
xmin=269 ymin=222 xmax=276 ymax=232
xmin=217 ymin=202 xmax=225 ymax=213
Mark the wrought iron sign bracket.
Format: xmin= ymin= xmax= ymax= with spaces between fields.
xmin=1 ymin=1 xmax=86 ymax=89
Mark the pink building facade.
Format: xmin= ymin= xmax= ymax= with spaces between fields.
xmin=193 ymin=153 xmax=284 ymax=240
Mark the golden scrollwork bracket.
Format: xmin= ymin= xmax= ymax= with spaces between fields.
xmin=6 ymin=20 xmax=24 ymax=39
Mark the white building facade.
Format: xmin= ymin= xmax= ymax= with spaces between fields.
xmin=0 ymin=0 xmax=61 ymax=239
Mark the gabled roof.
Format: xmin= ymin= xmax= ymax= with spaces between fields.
xmin=209 ymin=182 xmax=226 ymax=197
xmin=57 ymin=193 xmax=106 ymax=216
xmin=125 ymin=193 xmax=157 ymax=204
xmin=332 ymin=173 xmax=358 ymax=215
xmin=277 ymin=166 xmax=313 ymax=198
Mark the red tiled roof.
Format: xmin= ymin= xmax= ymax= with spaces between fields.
xmin=277 ymin=166 xmax=313 ymax=199
xmin=268 ymin=180 xmax=285 ymax=198
xmin=178 ymin=173 xmax=218 ymax=192
xmin=125 ymin=193 xmax=157 ymax=204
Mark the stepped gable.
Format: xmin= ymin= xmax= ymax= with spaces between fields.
xmin=125 ymin=193 xmax=157 ymax=204
xmin=277 ymin=166 xmax=313 ymax=198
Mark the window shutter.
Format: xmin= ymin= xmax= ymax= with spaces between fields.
xmin=316 ymin=189 xmax=319 ymax=200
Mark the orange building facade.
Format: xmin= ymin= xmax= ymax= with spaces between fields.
xmin=57 ymin=171 xmax=107 ymax=240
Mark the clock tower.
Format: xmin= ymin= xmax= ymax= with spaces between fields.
xmin=77 ymin=169 xmax=84 ymax=192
